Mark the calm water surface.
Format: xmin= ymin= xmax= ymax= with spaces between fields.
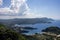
xmin=18 ymin=20 xmax=60 ymax=35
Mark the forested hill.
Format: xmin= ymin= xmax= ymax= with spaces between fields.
xmin=0 ymin=18 xmax=53 ymax=25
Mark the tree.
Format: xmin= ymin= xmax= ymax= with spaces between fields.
xmin=42 ymin=26 xmax=60 ymax=34
xmin=0 ymin=24 xmax=27 ymax=40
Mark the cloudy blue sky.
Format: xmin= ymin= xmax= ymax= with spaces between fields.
xmin=0 ymin=0 xmax=60 ymax=19
xmin=27 ymin=0 xmax=60 ymax=19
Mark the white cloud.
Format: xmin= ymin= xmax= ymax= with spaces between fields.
xmin=0 ymin=0 xmax=40 ymax=19
xmin=0 ymin=0 xmax=29 ymax=16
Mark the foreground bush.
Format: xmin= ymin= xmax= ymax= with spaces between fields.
xmin=0 ymin=24 xmax=27 ymax=40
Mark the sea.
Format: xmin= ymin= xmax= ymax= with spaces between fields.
xmin=16 ymin=20 xmax=60 ymax=35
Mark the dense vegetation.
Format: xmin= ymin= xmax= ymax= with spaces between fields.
xmin=42 ymin=26 xmax=60 ymax=34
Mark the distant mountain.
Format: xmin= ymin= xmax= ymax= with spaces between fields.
xmin=0 ymin=18 xmax=54 ymax=26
